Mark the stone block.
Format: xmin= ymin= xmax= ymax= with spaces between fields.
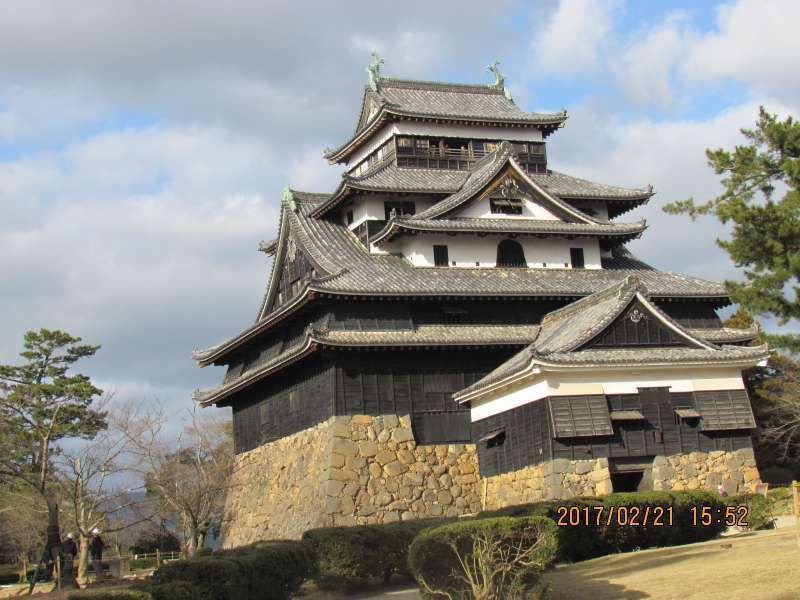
xmin=383 ymin=415 xmax=399 ymax=429
xmin=590 ymin=469 xmax=610 ymax=483
xmin=428 ymin=503 xmax=443 ymax=516
xmin=403 ymin=472 xmax=424 ymax=486
xmin=683 ymin=463 xmax=698 ymax=478
xmin=324 ymin=497 xmax=340 ymax=514
xmin=376 ymin=450 xmax=397 ymax=466
xmin=332 ymin=439 xmax=358 ymax=458
xmin=375 ymin=492 xmax=392 ymax=506
xmin=397 ymin=449 xmax=415 ymax=464
xmin=359 ymin=441 xmax=379 ymax=457
xmin=459 ymin=462 xmax=475 ymax=475
xmin=744 ymin=467 xmax=760 ymax=482
xmin=329 ymin=468 xmax=358 ymax=482
xmin=401 ymin=511 xmax=415 ymax=521
xmin=574 ymin=461 xmax=594 ymax=475
xmin=652 ymin=455 xmax=667 ymax=467
xmin=385 ymin=460 xmax=408 ymax=477
xmin=352 ymin=415 xmax=373 ymax=425
xmin=551 ymin=458 xmax=571 ymax=474
xmin=368 ymin=462 xmax=383 ymax=478
xmin=331 ymin=422 xmax=351 ymax=438
xmin=437 ymin=491 xmax=454 ymax=505
xmin=392 ymin=428 xmax=415 ymax=443
xmin=346 ymin=456 xmax=367 ymax=469
xmin=377 ymin=429 xmax=391 ymax=444
xmin=383 ymin=511 xmax=400 ymax=523
xmin=358 ymin=504 xmax=377 ymax=517
xmin=459 ymin=473 xmax=477 ymax=485
xmin=330 ymin=453 xmax=345 ymax=468
xmin=325 ymin=480 xmax=346 ymax=496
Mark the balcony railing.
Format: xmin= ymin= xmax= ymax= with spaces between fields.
xmin=395 ymin=144 xmax=546 ymax=171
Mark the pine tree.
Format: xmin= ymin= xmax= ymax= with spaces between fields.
xmin=664 ymin=107 xmax=800 ymax=351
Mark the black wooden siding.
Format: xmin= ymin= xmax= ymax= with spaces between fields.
xmin=472 ymin=388 xmax=754 ymax=477
xmin=231 ymin=358 xmax=335 ymax=454
xmin=268 ymin=243 xmax=316 ymax=312
xmin=586 ymin=300 xmax=683 ymax=348
xmin=230 ymin=348 xmax=516 ymax=454
xmin=471 ymin=400 xmax=552 ymax=476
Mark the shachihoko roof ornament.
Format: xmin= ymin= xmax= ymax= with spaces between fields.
xmin=283 ymin=187 xmax=297 ymax=212
xmin=366 ymin=53 xmax=384 ymax=92
xmin=487 ymin=60 xmax=512 ymax=101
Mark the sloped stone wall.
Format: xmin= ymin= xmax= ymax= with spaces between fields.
xmin=324 ymin=415 xmax=482 ymax=526
xmin=220 ymin=418 xmax=761 ymax=548
xmin=220 ymin=414 xmax=482 ymax=547
xmin=652 ymin=448 xmax=760 ymax=495
xmin=482 ymin=458 xmax=612 ymax=509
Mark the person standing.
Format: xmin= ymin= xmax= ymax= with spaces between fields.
xmin=61 ymin=533 xmax=78 ymax=585
xmin=89 ymin=528 xmax=105 ymax=581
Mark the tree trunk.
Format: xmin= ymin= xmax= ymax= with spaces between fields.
xmin=77 ymin=533 xmax=90 ymax=584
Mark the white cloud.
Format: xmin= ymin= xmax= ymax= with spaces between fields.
xmin=683 ymin=0 xmax=800 ymax=103
xmin=535 ymin=0 xmax=619 ymax=75
xmin=612 ymin=13 xmax=688 ymax=109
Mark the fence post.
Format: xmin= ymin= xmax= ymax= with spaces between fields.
xmin=156 ymin=548 xmax=162 ymax=568
xmin=793 ymin=480 xmax=800 ymax=549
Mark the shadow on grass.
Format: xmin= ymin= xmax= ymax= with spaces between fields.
xmin=545 ymin=567 xmax=650 ymax=600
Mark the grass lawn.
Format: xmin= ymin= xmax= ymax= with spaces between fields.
xmin=545 ymin=528 xmax=800 ymax=600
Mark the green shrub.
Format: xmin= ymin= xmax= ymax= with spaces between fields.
xmin=302 ymin=518 xmax=451 ymax=591
xmin=153 ymin=556 xmax=245 ymax=600
xmin=216 ymin=540 xmax=316 ymax=600
xmin=408 ymin=516 xmax=558 ymax=600
xmin=152 ymin=540 xmax=314 ymax=600
xmin=143 ymin=581 xmax=202 ymax=600
xmin=727 ymin=493 xmax=775 ymax=530
xmin=480 ymin=490 xmax=725 ymax=561
xmin=67 ymin=589 xmax=154 ymax=600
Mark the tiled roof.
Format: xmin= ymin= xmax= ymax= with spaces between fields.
xmin=319 ymin=324 xmax=539 ymax=347
xmin=688 ymin=327 xmax=759 ymax=343
xmin=195 ymin=323 xmax=539 ymax=405
xmin=454 ymin=278 xmax=768 ymax=401
xmin=371 ymin=216 xmax=647 ymax=244
xmin=326 ymin=79 xmax=567 ymax=162
xmin=374 ymin=79 xmax=566 ymax=124
xmin=529 ymin=170 xmax=653 ymax=201
xmin=412 ymin=150 xmax=600 ymax=223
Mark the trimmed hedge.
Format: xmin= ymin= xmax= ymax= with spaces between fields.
xmin=151 ymin=540 xmax=315 ymax=600
xmin=480 ymin=490 xmax=727 ymax=561
xmin=408 ymin=516 xmax=558 ymax=599
xmin=726 ymin=493 xmax=775 ymax=530
xmin=67 ymin=590 xmax=153 ymax=600
xmin=301 ymin=518 xmax=452 ymax=591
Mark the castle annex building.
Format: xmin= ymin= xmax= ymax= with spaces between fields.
xmin=194 ymin=60 xmax=769 ymax=545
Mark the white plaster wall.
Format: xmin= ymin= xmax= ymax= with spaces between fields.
xmin=346 ymin=122 xmax=544 ymax=172
xmin=470 ymin=367 xmax=747 ymax=422
xmin=397 ymin=234 xmax=601 ymax=269
xmin=348 ymin=195 xmax=437 ymax=229
xmin=454 ymin=193 xmax=560 ymax=220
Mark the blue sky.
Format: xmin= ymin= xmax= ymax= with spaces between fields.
xmin=0 ymin=0 xmax=798 ymax=422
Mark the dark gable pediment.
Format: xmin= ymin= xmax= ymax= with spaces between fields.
xmin=582 ymin=298 xmax=695 ymax=350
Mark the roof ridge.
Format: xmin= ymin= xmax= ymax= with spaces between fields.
xmin=377 ymin=78 xmax=505 ymax=95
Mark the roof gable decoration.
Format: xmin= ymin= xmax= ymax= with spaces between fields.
xmin=535 ymin=276 xmax=718 ymax=355
xmin=411 ymin=144 xmax=598 ymax=225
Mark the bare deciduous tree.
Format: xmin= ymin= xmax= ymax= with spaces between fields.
xmin=116 ymin=403 xmax=236 ymax=556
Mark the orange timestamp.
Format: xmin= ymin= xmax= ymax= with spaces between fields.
xmin=555 ymin=504 xmax=750 ymax=527
xmin=555 ymin=505 xmax=674 ymax=527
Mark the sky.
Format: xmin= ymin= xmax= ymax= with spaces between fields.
xmin=1 ymin=0 xmax=798 ymax=424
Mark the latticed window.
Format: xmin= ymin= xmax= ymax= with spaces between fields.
xmin=570 ymin=247 xmax=585 ymax=269
xmin=433 ymin=245 xmax=449 ymax=267
xmin=496 ymin=239 xmax=527 ymax=268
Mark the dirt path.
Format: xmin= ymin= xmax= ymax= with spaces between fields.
xmin=545 ymin=528 xmax=800 ymax=600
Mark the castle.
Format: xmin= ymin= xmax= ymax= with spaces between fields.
xmin=193 ymin=59 xmax=768 ymax=546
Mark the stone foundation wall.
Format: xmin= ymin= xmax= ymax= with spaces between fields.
xmin=652 ymin=448 xmax=760 ymax=495
xmin=220 ymin=414 xmax=482 ymax=547
xmin=221 ymin=418 xmax=761 ymax=548
xmin=483 ymin=458 xmax=612 ymax=510
xmin=220 ymin=419 xmax=331 ymax=548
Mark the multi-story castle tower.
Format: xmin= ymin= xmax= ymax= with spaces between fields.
xmin=194 ymin=59 xmax=767 ymax=545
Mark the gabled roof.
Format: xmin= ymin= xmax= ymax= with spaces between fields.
xmin=326 ymin=78 xmax=567 ymax=163
xmin=194 ymin=323 xmax=539 ymax=406
xmin=454 ymin=277 xmax=770 ymax=402
xmin=370 ymin=216 xmax=647 ymax=245
xmin=194 ymin=196 xmax=728 ymax=368
xmin=410 ymin=145 xmax=600 ymax=223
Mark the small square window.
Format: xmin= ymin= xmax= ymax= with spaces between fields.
xmin=433 ymin=245 xmax=449 ymax=267
xmin=570 ymin=248 xmax=585 ymax=269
